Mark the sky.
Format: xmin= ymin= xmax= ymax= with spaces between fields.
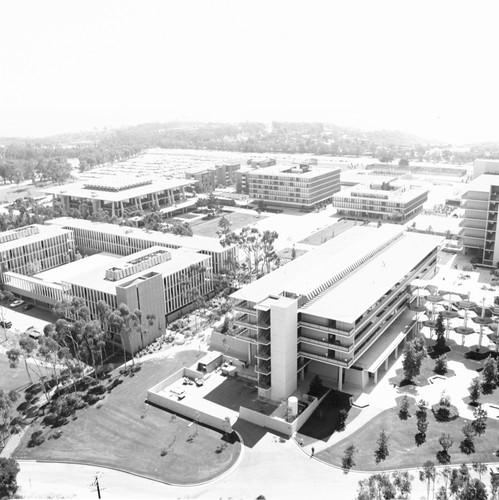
xmin=1 ymin=0 xmax=499 ymax=144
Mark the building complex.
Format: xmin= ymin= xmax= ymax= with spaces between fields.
xmin=44 ymin=176 xmax=195 ymax=218
xmin=239 ymin=163 xmax=340 ymax=208
xmin=185 ymin=163 xmax=240 ymax=193
xmin=332 ymin=181 xmax=428 ymax=222
xmin=214 ymin=225 xmax=442 ymax=401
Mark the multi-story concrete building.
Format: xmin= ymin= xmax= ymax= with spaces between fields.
xmin=216 ymin=225 xmax=441 ymax=401
xmin=332 ymin=181 xmax=428 ymax=222
xmin=0 ymin=224 xmax=75 ymax=275
xmin=185 ymin=164 xmax=240 ymax=193
xmin=46 ymin=217 xmax=236 ymax=275
xmin=247 ymin=164 xmax=340 ymax=208
xmin=472 ymin=159 xmax=499 ymax=180
xmin=44 ymin=176 xmax=195 ymax=218
xmin=8 ymin=245 xmax=213 ymax=353
xmin=461 ymin=173 xmax=499 ymax=267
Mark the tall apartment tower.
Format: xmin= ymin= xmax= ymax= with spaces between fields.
xmin=461 ymin=174 xmax=499 ymax=266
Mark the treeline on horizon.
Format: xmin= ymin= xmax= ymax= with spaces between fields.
xmin=2 ymin=122 xmax=499 ymax=175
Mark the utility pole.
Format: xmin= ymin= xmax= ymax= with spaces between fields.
xmin=91 ymin=474 xmax=102 ymax=499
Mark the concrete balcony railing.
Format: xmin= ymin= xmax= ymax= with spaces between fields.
xmin=255 ymin=345 xmax=271 ymax=360
xmin=256 ymin=361 xmax=271 ymax=375
xmin=297 ymin=350 xmax=352 ymax=368
xmin=257 ymin=374 xmax=271 ymax=390
xmin=257 ymin=330 xmax=271 ymax=345
xmin=234 ymin=302 xmax=257 ymax=315
xmin=297 ymin=335 xmax=354 ymax=353
xmin=298 ymin=321 xmax=353 ymax=338
xmin=234 ymin=314 xmax=257 ymax=330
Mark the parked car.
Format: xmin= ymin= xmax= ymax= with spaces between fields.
xmin=23 ymin=303 xmax=34 ymax=310
xmin=0 ymin=320 xmax=12 ymax=329
xmin=9 ymin=299 xmax=25 ymax=308
xmin=25 ymin=326 xmax=42 ymax=340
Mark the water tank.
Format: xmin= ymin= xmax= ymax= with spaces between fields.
xmin=288 ymin=396 xmax=298 ymax=416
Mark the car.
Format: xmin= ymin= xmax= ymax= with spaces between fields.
xmin=0 ymin=320 xmax=12 ymax=329
xmin=23 ymin=303 xmax=34 ymax=310
xmin=9 ymin=299 xmax=25 ymax=308
xmin=25 ymin=326 xmax=42 ymax=340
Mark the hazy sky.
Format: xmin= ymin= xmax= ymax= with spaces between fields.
xmin=1 ymin=0 xmax=499 ymax=143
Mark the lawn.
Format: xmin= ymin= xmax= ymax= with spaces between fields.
xmin=191 ymin=211 xmax=266 ymax=237
xmin=317 ymin=405 xmax=499 ymax=471
xmin=298 ymin=219 xmax=356 ymax=246
xmin=0 ymin=352 xmax=53 ymax=393
xmin=296 ymin=391 xmax=357 ymax=446
xmin=389 ymin=354 xmax=456 ymax=389
xmin=14 ymin=350 xmax=242 ymax=485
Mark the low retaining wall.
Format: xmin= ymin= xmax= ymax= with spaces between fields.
xmin=147 ymin=390 xmax=228 ymax=431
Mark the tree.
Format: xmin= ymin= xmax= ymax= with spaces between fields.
xmin=434 ymin=313 xmax=447 ymax=352
xmin=419 ymin=461 xmax=436 ymax=500
xmin=308 ymin=374 xmax=324 ymax=397
xmin=398 ymin=395 xmax=411 ymax=420
xmin=434 ymin=354 xmax=448 ymax=375
xmin=481 ymin=355 xmax=497 ymax=394
xmin=472 ymin=461 xmax=487 ymax=481
xmin=337 ymin=409 xmax=348 ymax=431
xmin=471 ymin=404 xmax=487 ymax=436
xmin=415 ymin=399 xmax=429 ymax=446
xmin=402 ymin=341 xmax=422 ymax=383
xmin=0 ymin=457 xmax=20 ymax=499
xmin=0 ymin=390 xmax=19 ymax=448
xmin=342 ymin=444 xmax=357 ymax=474
xmin=458 ymin=478 xmax=488 ymax=500
xmin=216 ymin=216 xmax=232 ymax=239
xmin=468 ymin=377 xmax=481 ymax=406
xmin=374 ymin=429 xmax=389 ymax=464
xmin=356 ymin=473 xmax=396 ymax=500
xmin=392 ymin=470 xmax=413 ymax=499
xmin=436 ymin=433 xmax=453 ymax=464
xmin=459 ymin=423 xmax=476 ymax=455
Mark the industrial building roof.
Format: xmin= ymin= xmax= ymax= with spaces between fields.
xmin=247 ymin=164 xmax=338 ymax=179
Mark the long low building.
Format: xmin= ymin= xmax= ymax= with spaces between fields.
xmin=216 ymin=225 xmax=442 ymax=401
xmin=332 ymin=181 xmax=428 ymax=222
xmin=46 ymin=217 xmax=236 ymax=274
xmin=44 ymin=176 xmax=195 ymax=218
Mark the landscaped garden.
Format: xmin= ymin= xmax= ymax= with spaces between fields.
xmin=14 ymin=350 xmax=242 ymax=485
xmin=317 ymin=404 xmax=499 ymax=471
xmin=191 ymin=211 xmax=265 ymax=238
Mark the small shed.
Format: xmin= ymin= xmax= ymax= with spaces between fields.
xmin=197 ymin=351 xmax=223 ymax=373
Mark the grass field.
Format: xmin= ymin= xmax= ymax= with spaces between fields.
xmin=14 ymin=350 xmax=242 ymax=485
xmin=299 ymin=219 xmax=356 ymax=246
xmin=317 ymin=405 xmax=499 ymax=471
xmin=191 ymin=211 xmax=265 ymax=237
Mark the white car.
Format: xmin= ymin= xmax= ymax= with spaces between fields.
xmin=9 ymin=299 xmax=25 ymax=308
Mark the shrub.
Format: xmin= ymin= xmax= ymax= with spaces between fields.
xmin=432 ymin=392 xmax=459 ymax=422
xmin=434 ymin=355 xmax=448 ymax=375
xmin=398 ymin=396 xmax=411 ymax=420
xmin=337 ymin=409 xmax=348 ymax=431
xmin=27 ymin=430 xmax=45 ymax=448
xmin=308 ymin=375 xmax=325 ymax=397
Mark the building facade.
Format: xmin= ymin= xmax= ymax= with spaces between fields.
xmin=185 ymin=164 xmax=240 ymax=193
xmin=461 ymin=174 xmax=499 ymax=267
xmin=332 ymin=182 xmax=428 ymax=222
xmin=0 ymin=225 xmax=75 ymax=275
xmin=44 ymin=176 xmax=195 ymax=218
xmin=46 ymin=217 xmax=237 ymax=275
xmin=216 ymin=225 xmax=442 ymax=401
xmin=247 ymin=164 xmax=340 ymax=208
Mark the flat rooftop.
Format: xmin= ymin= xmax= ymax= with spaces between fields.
xmin=340 ymin=171 xmax=399 ymax=186
xmin=36 ymin=247 xmax=209 ymax=294
xmin=231 ymin=224 xmax=406 ymax=304
xmin=43 ymin=177 xmax=194 ymax=202
xmin=334 ymin=183 xmax=428 ymax=203
xmin=46 ymin=217 xmax=230 ymax=253
xmin=465 ymin=173 xmax=499 ymax=193
xmin=248 ymin=163 xmax=339 ymax=179
xmin=301 ymin=231 xmax=442 ymax=323
xmin=0 ymin=224 xmax=72 ymax=252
